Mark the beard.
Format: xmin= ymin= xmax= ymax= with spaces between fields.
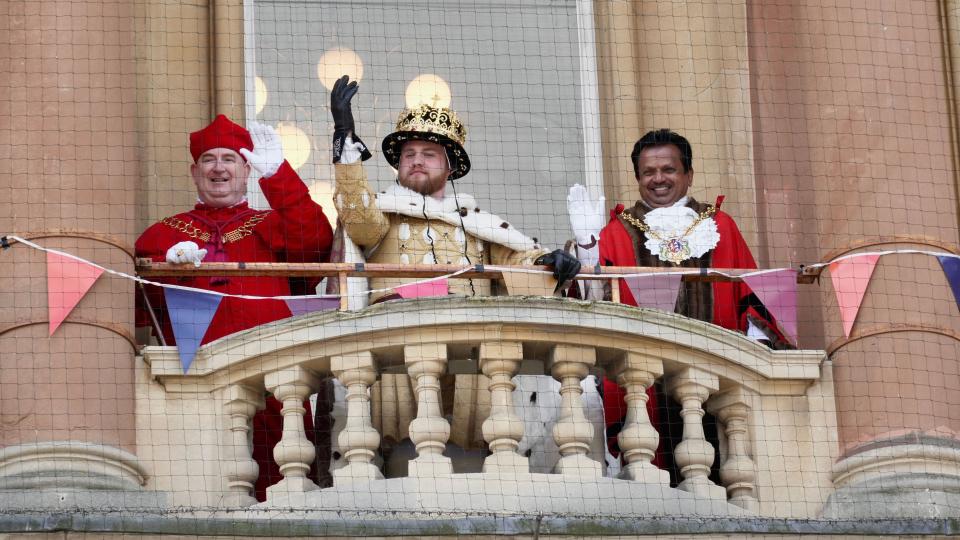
xmin=398 ymin=168 xmax=449 ymax=196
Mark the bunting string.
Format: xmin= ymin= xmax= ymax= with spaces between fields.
xmin=9 ymin=233 xmax=960 ymax=363
xmin=5 ymin=234 xmax=960 ymax=301
xmin=6 ymin=235 xmax=470 ymax=301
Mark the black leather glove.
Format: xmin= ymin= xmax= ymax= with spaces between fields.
xmin=330 ymin=75 xmax=371 ymax=163
xmin=535 ymin=249 xmax=582 ymax=295
xmin=331 ymin=75 xmax=358 ymax=133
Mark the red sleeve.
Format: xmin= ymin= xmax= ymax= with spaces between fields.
xmin=257 ymin=161 xmax=334 ymax=263
xmin=708 ymin=212 xmax=754 ymax=331
xmin=598 ymin=211 xmax=639 ymax=307
xmin=709 ymin=212 xmax=786 ymax=341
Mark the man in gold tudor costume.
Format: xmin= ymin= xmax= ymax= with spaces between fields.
xmin=317 ymin=77 xmax=584 ymax=473
xmin=328 ymin=76 xmax=580 ymax=303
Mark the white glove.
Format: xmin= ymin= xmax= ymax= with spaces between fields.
xmin=166 ymin=241 xmax=207 ymax=267
xmin=239 ymin=122 xmax=284 ymax=178
xmin=567 ymin=184 xmax=605 ymax=246
xmin=339 ymin=135 xmax=366 ymax=165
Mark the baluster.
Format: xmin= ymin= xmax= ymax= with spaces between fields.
xmin=264 ymin=366 xmax=321 ymax=497
xmin=479 ymin=341 xmax=527 ymax=474
xmin=707 ymin=387 xmax=759 ymax=511
xmin=405 ymin=343 xmax=452 ymax=477
xmin=608 ymin=352 xmax=669 ymax=485
xmin=220 ymin=384 xmax=264 ymax=507
xmin=332 ymin=351 xmax=384 ymax=484
xmin=549 ymin=344 xmax=601 ymax=477
xmin=666 ymin=367 xmax=726 ymax=500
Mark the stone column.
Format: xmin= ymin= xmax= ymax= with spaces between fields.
xmin=220 ymin=384 xmax=264 ymax=507
xmin=666 ymin=367 xmax=726 ymax=500
xmin=479 ymin=341 xmax=527 ymax=474
xmin=331 ymin=351 xmax=383 ymax=484
xmin=264 ymin=366 xmax=320 ymax=497
xmin=0 ymin=0 xmax=145 ymax=494
xmin=405 ymin=343 xmax=452 ymax=477
xmin=608 ymin=351 xmax=669 ymax=485
xmin=548 ymin=345 xmax=601 ymax=477
xmin=749 ymin=0 xmax=960 ymax=518
xmin=707 ymin=387 xmax=758 ymax=512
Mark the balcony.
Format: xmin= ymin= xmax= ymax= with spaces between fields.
xmin=126 ymin=293 xmax=833 ymax=521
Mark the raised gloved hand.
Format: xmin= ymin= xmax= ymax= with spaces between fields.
xmin=330 ymin=75 xmax=371 ymax=163
xmin=239 ymin=122 xmax=284 ymax=178
xmin=567 ymin=184 xmax=605 ymax=246
xmin=331 ymin=75 xmax=359 ymax=134
xmin=535 ymin=249 xmax=582 ymax=295
xmin=166 ymin=241 xmax=207 ymax=267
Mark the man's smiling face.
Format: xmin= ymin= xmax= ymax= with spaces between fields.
xmin=190 ymin=148 xmax=251 ymax=208
xmin=635 ymin=144 xmax=694 ymax=208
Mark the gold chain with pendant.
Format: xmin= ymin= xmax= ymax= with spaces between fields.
xmin=618 ymin=205 xmax=718 ymax=264
xmin=161 ymin=212 xmax=268 ymax=245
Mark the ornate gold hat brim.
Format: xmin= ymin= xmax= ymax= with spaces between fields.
xmin=381 ymin=130 xmax=471 ymax=180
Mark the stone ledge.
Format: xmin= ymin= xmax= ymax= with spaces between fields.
xmin=257 ymin=473 xmax=747 ymax=517
xmin=0 ymin=510 xmax=957 ymax=538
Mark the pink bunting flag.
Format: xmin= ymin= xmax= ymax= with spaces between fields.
xmin=743 ymin=269 xmax=799 ymax=344
xmin=830 ymin=254 xmax=880 ymax=338
xmin=285 ymin=297 xmax=340 ymax=316
xmin=622 ymin=274 xmax=683 ymax=313
xmin=47 ymin=252 xmax=104 ymax=335
xmin=395 ymin=279 xmax=449 ymax=299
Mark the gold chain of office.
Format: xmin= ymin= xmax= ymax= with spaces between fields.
xmin=618 ymin=205 xmax=718 ymax=264
xmin=161 ymin=213 xmax=268 ymax=244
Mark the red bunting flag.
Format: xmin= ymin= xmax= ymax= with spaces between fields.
xmin=47 ymin=251 xmax=104 ymax=335
xmin=829 ymin=254 xmax=880 ymax=338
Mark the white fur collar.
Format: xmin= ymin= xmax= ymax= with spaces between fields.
xmin=375 ymin=183 xmax=540 ymax=252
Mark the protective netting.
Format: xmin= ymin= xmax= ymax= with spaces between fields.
xmin=1 ymin=0 xmax=960 ymax=535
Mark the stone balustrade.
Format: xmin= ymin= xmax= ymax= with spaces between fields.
xmin=131 ymin=296 xmax=834 ymax=518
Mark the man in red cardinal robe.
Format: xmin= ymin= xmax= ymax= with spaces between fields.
xmin=135 ymin=114 xmax=334 ymax=501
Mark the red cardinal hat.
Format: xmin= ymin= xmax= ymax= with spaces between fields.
xmin=189 ymin=114 xmax=254 ymax=161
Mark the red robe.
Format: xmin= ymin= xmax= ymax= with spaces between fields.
xmin=597 ymin=198 xmax=777 ymax=471
xmin=136 ymin=160 xmax=333 ymax=501
xmin=135 ymin=161 xmax=333 ymax=344
xmin=599 ymin=200 xmax=761 ymax=330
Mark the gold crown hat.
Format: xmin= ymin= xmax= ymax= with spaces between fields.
xmin=381 ymin=104 xmax=471 ymax=179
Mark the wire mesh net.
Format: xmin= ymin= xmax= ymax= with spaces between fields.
xmin=1 ymin=0 xmax=959 ymax=535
